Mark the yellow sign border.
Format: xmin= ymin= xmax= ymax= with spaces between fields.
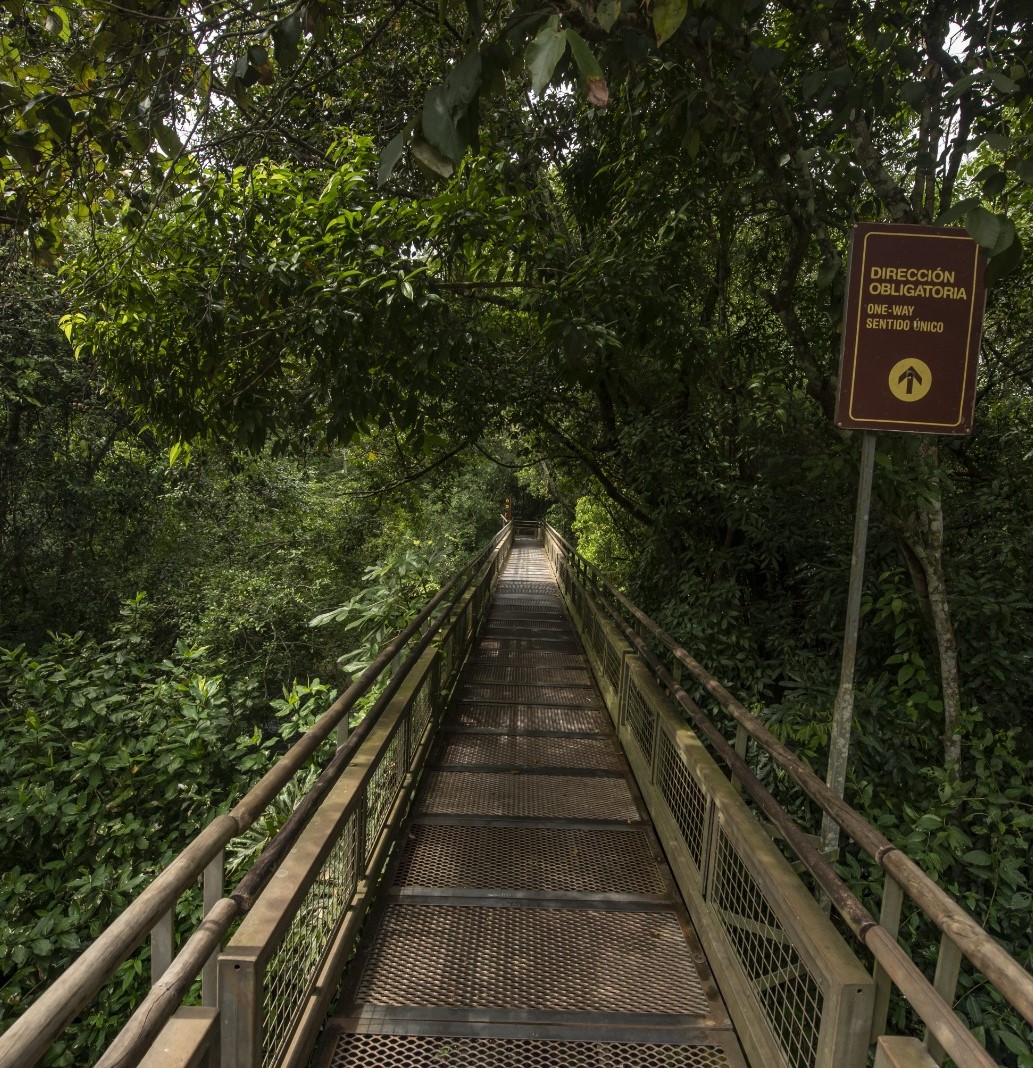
xmin=846 ymin=230 xmax=981 ymax=429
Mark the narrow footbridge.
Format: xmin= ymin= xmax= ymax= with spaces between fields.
xmin=2 ymin=525 xmax=1032 ymax=1068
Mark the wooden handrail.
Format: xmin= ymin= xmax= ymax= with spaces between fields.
xmin=542 ymin=523 xmax=1033 ymax=1035
xmin=0 ymin=525 xmax=512 ymax=1068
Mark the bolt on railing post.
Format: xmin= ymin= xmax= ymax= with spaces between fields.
xmin=925 ymin=933 xmax=964 ymax=1065
xmin=201 ymin=851 xmax=224 ymax=1008
xmin=870 ymin=873 xmax=905 ymax=1043
xmin=150 ymin=909 xmax=175 ymax=986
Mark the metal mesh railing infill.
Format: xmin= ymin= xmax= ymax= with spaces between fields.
xmin=540 ymin=520 xmax=1033 ymax=1068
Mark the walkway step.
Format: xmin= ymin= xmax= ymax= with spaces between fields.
xmin=314 ymin=537 xmax=747 ymax=1068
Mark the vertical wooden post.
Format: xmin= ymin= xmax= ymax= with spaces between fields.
xmin=202 ymin=851 xmax=224 ymax=1008
xmin=150 ymin=910 xmax=175 ymax=986
xmin=218 ymin=953 xmax=261 ymax=1068
xmin=870 ymin=873 xmax=905 ymax=1043
xmin=730 ymin=723 xmax=749 ymax=796
xmin=925 ymin=934 xmax=963 ymax=1064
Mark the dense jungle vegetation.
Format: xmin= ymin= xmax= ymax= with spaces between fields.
xmin=1 ymin=0 xmax=1032 ymax=1062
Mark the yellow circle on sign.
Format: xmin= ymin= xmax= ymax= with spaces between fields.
xmin=888 ymin=358 xmax=932 ymax=403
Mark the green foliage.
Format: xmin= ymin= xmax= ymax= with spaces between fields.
xmin=0 ymin=598 xmax=284 ymax=1060
xmin=310 ymin=539 xmax=449 ymax=673
xmin=842 ymin=715 xmax=1033 ymax=1064
xmin=570 ymin=496 xmax=634 ymax=587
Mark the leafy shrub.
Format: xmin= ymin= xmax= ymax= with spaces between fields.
xmin=841 ymin=713 xmax=1033 ymax=1065
xmin=0 ymin=597 xmax=332 ymax=1063
xmin=309 ymin=539 xmax=451 ymax=673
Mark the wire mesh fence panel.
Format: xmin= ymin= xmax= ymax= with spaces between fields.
xmin=655 ymin=729 xmax=709 ymax=874
xmin=709 ymin=827 xmax=824 ymax=1068
xmin=261 ymin=814 xmax=360 ymax=1068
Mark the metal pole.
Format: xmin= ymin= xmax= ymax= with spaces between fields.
xmin=821 ymin=431 xmax=877 ymax=854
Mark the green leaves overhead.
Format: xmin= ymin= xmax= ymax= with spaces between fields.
xmin=61 ymin=137 xmax=520 ymax=448
xmin=746 ymin=47 xmax=786 ymax=74
xmin=378 ymin=131 xmax=409 ymax=186
xmin=652 ymin=0 xmax=687 ymax=47
xmin=420 ymin=50 xmax=482 ymax=166
xmin=967 ymin=205 xmax=1024 ymax=286
xmin=34 ymin=93 xmax=75 ymax=142
xmin=526 ymin=16 xmax=568 ymax=95
xmin=966 ymin=205 xmax=1007 ymax=252
xmin=43 ymin=5 xmax=72 ymax=42
xmin=566 ymin=30 xmax=609 ymax=108
xmin=521 ymin=18 xmax=608 ymax=103
xmin=422 ymin=86 xmax=468 ymax=163
xmin=596 ymin=0 xmax=621 ymax=33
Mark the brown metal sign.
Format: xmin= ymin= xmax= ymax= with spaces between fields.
xmin=835 ymin=222 xmax=986 ymax=435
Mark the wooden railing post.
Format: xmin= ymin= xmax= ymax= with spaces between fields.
xmin=150 ymin=910 xmax=175 ymax=986
xmin=202 ymin=851 xmax=224 ymax=1008
xmin=871 ymin=873 xmax=905 ymax=1043
xmin=925 ymin=934 xmax=964 ymax=1065
xmin=218 ymin=952 xmax=261 ymax=1068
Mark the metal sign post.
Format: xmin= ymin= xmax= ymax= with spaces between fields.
xmin=820 ymin=431 xmax=876 ymax=854
xmin=822 ymin=222 xmax=986 ymax=852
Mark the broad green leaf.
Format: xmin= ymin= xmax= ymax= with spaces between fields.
xmin=984 ymin=131 xmax=1010 ymax=153
xmin=934 ymin=196 xmax=980 ymax=226
xmin=464 ymin=0 xmax=483 ymax=36
xmin=526 ymin=16 xmax=567 ymax=94
xmin=653 ymin=0 xmax=687 ymax=47
xmin=444 ymin=49 xmax=482 ymax=110
xmin=566 ymin=30 xmax=603 ymax=80
xmin=985 ymin=229 xmax=1022 ymax=286
xmin=597 ymin=0 xmax=620 ymax=32
xmin=962 ymin=849 xmax=992 ymax=866
xmin=988 ymin=217 xmax=1015 ymax=256
xmin=965 ymin=205 xmax=1003 ymax=250
xmin=38 ymin=95 xmax=74 ymax=142
xmin=421 ymin=85 xmax=465 ymax=163
xmin=44 ymin=6 xmax=72 ymax=42
xmin=1017 ymin=159 xmax=1033 ymax=186
xmin=377 ymin=131 xmax=407 ymax=187
xmin=155 ymin=124 xmax=182 ymax=157
xmin=950 ymin=70 xmax=983 ymax=96
xmin=747 ymin=47 xmax=785 ymax=74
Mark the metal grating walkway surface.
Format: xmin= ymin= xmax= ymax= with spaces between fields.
xmin=315 ymin=538 xmax=747 ymax=1068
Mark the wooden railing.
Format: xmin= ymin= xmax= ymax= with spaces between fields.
xmin=540 ymin=520 xmax=1033 ymax=1068
xmin=0 ymin=525 xmax=512 ymax=1068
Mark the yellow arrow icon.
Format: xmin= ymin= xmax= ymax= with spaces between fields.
xmin=888 ymin=358 xmax=932 ymax=402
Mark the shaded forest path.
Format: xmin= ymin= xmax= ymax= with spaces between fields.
xmin=315 ymin=536 xmax=746 ymax=1066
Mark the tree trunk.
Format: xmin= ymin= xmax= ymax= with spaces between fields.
xmin=895 ymin=441 xmax=963 ymax=768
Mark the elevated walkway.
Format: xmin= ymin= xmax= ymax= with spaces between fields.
xmin=316 ymin=537 xmax=745 ymax=1065
xmin=5 ymin=524 xmax=1031 ymax=1068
